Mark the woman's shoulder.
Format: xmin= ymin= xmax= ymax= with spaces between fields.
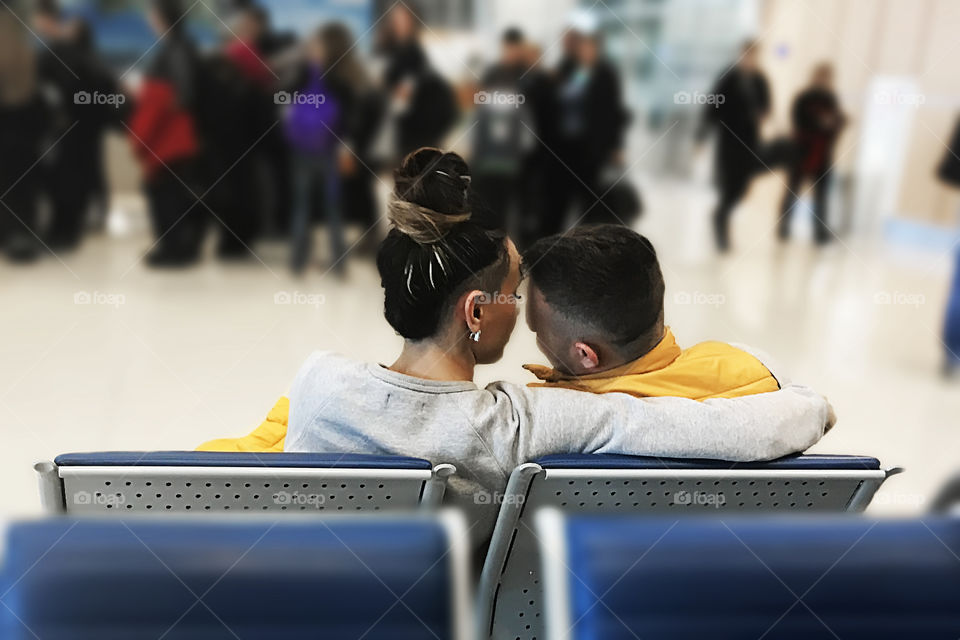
xmin=293 ymin=351 xmax=367 ymax=388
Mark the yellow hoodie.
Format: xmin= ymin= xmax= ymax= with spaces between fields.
xmin=522 ymin=328 xmax=780 ymax=400
xmin=196 ymin=396 xmax=288 ymax=452
xmin=197 ymin=329 xmax=778 ymax=452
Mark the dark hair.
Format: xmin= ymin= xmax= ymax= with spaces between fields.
xmin=523 ymin=225 xmax=664 ymax=352
xmin=151 ymin=0 xmax=186 ymax=31
xmin=377 ymin=148 xmax=510 ymax=341
xmin=321 ymin=22 xmax=371 ymax=93
xmin=33 ymin=0 xmax=60 ymax=18
xmin=502 ymin=27 xmax=524 ymax=45
xmin=250 ymin=5 xmax=269 ymax=26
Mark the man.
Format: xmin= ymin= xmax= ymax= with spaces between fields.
xmin=472 ymin=27 xmax=530 ymax=233
xmin=698 ymin=40 xmax=771 ymax=252
xmin=540 ymin=13 xmax=629 ymax=241
xmin=128 ymin=0 xmax=204 ymax=266
xmin=779 ymin=62 xmax=845 ymax=245
xmin=522 ymin=224 xmax=781 ymax=398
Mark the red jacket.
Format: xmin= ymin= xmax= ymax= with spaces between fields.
xmin=128 ymin=78 xmax=198 ymax=179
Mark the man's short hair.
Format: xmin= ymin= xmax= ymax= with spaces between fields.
xmin=523 ymin=224 xmax=665 ymax=351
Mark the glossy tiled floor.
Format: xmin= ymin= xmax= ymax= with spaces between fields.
xmin=1 ymin=174 xmax=957 ymax=517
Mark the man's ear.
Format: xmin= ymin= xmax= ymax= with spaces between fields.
xmin=573 ymin=341 xmax=600 ymax=370
xmin=462 ymin=289 xmax=485 ymax=333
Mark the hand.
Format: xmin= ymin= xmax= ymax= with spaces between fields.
xmin=393 ymin=79 xmax=413 ymax=103
xmin=338 ymin=147 xmax=357 ymax=176
xmin=824 ymin=399 xmax=837 ymax=433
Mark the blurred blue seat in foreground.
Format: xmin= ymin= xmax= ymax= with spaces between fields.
xmin=0 ymin=514 xmax=470 ymax=640
xmin=538 ymin=512 xmax=960 ymax=640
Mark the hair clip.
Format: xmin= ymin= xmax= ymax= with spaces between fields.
xmin=404 ymin=262 xmax=415 ymax=296
xmin=435 ymin=170 xmax=472 ymax=184
xmin=432 ymin=246 xmax=448 ymax=278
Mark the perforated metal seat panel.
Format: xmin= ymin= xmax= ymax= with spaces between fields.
xmin=39 ymin=452 xmax=446 ymax=515
xmin=532 ymin=471 xmax=860 ymax=512
xmin=60 ymin=467 xmax=428 ymax=513
xmin=478 ymin=458 xmax=893 ymax=640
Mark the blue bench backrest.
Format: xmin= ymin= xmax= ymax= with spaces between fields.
xmin=553 ymin=515 xmax=960 ymax=640
xmin=53 ymin=451 xmax=434 ymax=469
xmin=1 ymin=517 xmax=464 ymax=640
xmin=534 ymin=452 xmax=882 ymax=470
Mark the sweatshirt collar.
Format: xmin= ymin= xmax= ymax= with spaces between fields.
xmin=367 ymin=363 xmax=479 ymax=393
xmin=523 ymin=327 xmax=682 ymax=383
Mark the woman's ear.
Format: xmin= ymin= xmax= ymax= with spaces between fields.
xmin=462 ymin=289 xmax=485 ymax=333
xmin=574 ymin=341 xmax=600 ymax=370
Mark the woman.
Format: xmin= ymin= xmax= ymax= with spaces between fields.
xmin=282 ymin=25 xmax=346 ymax=275
xmin=377 ymin=3 xmax=457 ymax=159
xmin=779 ymin=63 xmax=846 ymax=245
xmin=286 ymin=148 xmax=833 ymax=544
xmin=540 ymin=25 xmax=629 ymax=239
xmin=317 ymin=23 xmax=385 ymax=243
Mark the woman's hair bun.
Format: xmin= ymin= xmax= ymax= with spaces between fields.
xmin=388 ymin=147 xmax=472 ymax=244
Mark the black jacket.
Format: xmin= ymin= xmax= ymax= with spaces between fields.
xmin=938 ymin=117 xmax=960 ymax=188
xmin=700 ymin=67 xmax=771 ymax=175
xmin=381 ymin=41 xmax=458 ymax=157
xmin=556 ymin=58 xmax=629 ymax=167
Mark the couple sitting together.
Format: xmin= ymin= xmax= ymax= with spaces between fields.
xmin=200 ymin=147 xmax=834 ymax=540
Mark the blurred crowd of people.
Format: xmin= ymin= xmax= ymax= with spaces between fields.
xmin=0 ymin=0 xmax=642 ymax=271
xmin=0 ymin=0 xmax=911 ymax=270
xmin=0 ymin=0 xmax=118 ymax=262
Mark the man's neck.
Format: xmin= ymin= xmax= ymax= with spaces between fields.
xmin=573 ymin=328 xmax=665 ymax=377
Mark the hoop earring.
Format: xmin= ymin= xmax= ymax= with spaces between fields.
xmin=469 ymin=330 xmax=481 ymax=343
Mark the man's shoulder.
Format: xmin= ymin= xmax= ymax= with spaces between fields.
xmin=683 ymin=341 xmax=785 ymax=387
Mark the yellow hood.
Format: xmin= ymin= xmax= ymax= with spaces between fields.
xmin=523 ymin=328 xmax=779 ymax=400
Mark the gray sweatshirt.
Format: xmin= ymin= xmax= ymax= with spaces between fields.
xmin=286 ymin=351 xmax=830 ymax=541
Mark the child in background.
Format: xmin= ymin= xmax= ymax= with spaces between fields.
xmin=282 ymin=26 xmax=344 ymax=275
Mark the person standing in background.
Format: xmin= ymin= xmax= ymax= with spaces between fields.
xmin=540 ymin=16 xmax=629 ymax=240
xmin=472 ymin=28 xmax=530 ymax=234
xmin=516 ymin=41 xmax=557 ymax=250
xmin=378 ymin=2 xmax=457 ymax=160
xmin=250 ymin=4 xmax=297 ymax=237
xmin=319 ymin=24 xmax=385 ymax=242
xmin=779 ymin=63 xmax=845 ymax=245
xmin=698 ymin=41 xmax=771 ymax=252
xmin=128 ymin=0 xmax=203 ymax=267
xmin=70 ymin=17 xmax=121 ymax=234
xmin=0 ymin=6 xmax=50 ymax=263
xmin=207 ymin=5 xmax=274 ymax=259
xmin=31 ymin=0 xmax=107 ymax=252
xmin=281 ymin=25 xmax=345 ymax=275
